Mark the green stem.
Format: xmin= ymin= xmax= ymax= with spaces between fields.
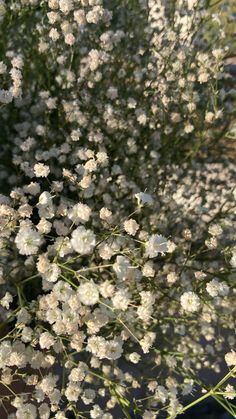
xmin=169 ymin=367 xmax=236 ymax=419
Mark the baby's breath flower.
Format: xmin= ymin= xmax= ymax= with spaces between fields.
xmin=113 ymin=255 xmax=130 ymax=280
xmin=124 ymin=218 xmax=139 ymax=236
xmin=68 ymin=203 xmax=91 ymax=224
xmin=225 ymin=351 xmax=236 ymax=367
xmin=208 ymin=224 xmax=223 ymax=236
xmin=77 ymin=281 xmax=99 ymax=306
xmin=135 ymin=192 xmax=153 ymax=206
xmin=39 ymin=332 xmax=55 ymax=350
xmin=34 ymin=163 xmax=50 ymax=178
xmin=129 ymin=352 xmax=141 ymax=364
xmin=15 ymin=227 xmax=43 ymax=255
xmin=71 ymin=226 xmax=96 ymax=254
xmin=0 ymin=292 xmax=13 ymax=309
xmin=180 ymin=292 xmax=201 ymax=313
xmin=145 ymin=234 xmax=168 ymax=258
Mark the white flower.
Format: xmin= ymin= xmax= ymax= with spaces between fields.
xmin=99 ymin=280 xmax=115 ymax=298
xmin=16 ymin=307 xmax=31 ymax=325
xmin=184 ymin=123 xmax=194 ymax=133
xmin=225 ymin=350 xmax=236 ymax=367
xmin=208 ymin=224 xmax=223 ymax=236
xmin=37 ymin=218 xmax=52 ymax=234
xmin=39 ymin=332 xmax=55 ymax=349
xmin=112 ymin=289 xmax=130 ymax=311
xmin=205 ymin=112 xmax=215 ymax=123
xmin=42 ymin=263 xmax=61 ymax=283
xmin=37 ymin=192 xmax=54 ymax=219
xmin=105 ymin=339 xmax=123 ymax=360
xmin=135 ymin=192 xmax=153 ymax=206
xmin=129 ymin=352 xmax=141 ymax=364
xmin=99 ymin=207 xmax=112 ymax=221
xmin=155 ymin=385 xmax=169 ymax=403
xmin=0 ymin=292 xmax=13 ymax=309
xmin=54 ymin=237 xmax=73 ymax=257
xmin=87 ymin=336 xmax=123 ymax=361
xmin=23 ymin=182 xmax=40 ymax=196
xmin=68 ymin=203 xmax=91 ymax=224
xmin=124 ymin=219 xmax=139 ymax=236
xmin=86 ymin=336 xmax=107 ymax=359
xmin=16 ymin=403 xmax=37 ymax=419
xmin=15 ymin=227 xmax=43 ymax=255
xmin=135 ymin=109 xmax=147 ymax=125
xmin=69 ymin=363 xmax=87 ymax=382
xmin=206 ymin=279 xmax=229 ymax=298
xmin=145 ymin=234 xmax=168 ymax=258
xmin=224 ymin=384 xmax=236 ymax=400
xmin=34 ymin=163 xmax=50 ymax=178
xmin=55 ymin=413 xmax=67 ymax=419
xmin=0 ymin=61 xmax=7 ymax=74
xmin=0 ymin=89 xmax=13 ymax=104
xmin=38 ymin=404 xmax=50 ymax=419
xmin=37 ymin=191 xmax=52 ymax=206
xmin=81 ymin=388 xmax=96 ymax=405
xmin=77 ymin=282 xmax=99 ymax=306
xmin=167 ymin=240 xmax=176 ymax=253
xmin=187 ymin=0 xmax=198 ymax=9
xmin=59 ymin=0 xmax=74 ymax=14
xmin=71 ymin=226 xmax=96 ymax=254
xmin=230 ymin=251 xmax=236 ymax=268
xmin=113 ymin=255 xmax=130 ymax=280
xmin=65 ymin=383 xmax=81 ymax=402
xmin=137 ymin=305 xmax=153 ymax=323
xmin=180 ymin=292 xmax=201 ymax=313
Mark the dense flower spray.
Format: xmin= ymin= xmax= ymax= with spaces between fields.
xmin=0 ymin=0 xmax=235 ymax=418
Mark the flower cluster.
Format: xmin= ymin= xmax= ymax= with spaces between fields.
xmin=0 ymin=0 xmax=235 ymax=418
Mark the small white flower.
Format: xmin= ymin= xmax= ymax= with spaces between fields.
xmin=206 ymin=279 xmax=229 ymax=298
xmin=180 ymin=291 xmax=201 ymax=313
xmin=155 ymin=385 xmax=169 ymax=403
xmin=37 ymin=191 xmax=54 ymax=219
xmin=42 ymin=263 xmax=61 ymax=283
xmin=37 ymin=218 xmax=52 ymax=234
xmin=68 ymin=203 xmax=91 ymax=224
xmin=59 ymin=0 xmax=74 ymax=14
xmin=225 ymin=350 xmax=236 ymax=367
xmin=105 ymin=339 xmax=123 ymax=360
xmin=39 ymin=332 xmax=55 ymax=350
xmin=16 ymin=403 xmax=37 ymax=419
xmin=77 ymin=282 xmax=99 ymax=306
xmin=113 ymin=255 xmax=130 ymax=280
xmin=23 ymin=182 xmax=40 ymax=196
xmin=135 ymin=192 xmax=153 ymax=206
xmin=34 ymin=163 xmax=50 ymax=178
xmin=129 ymin=352 xmax=141 ymax=364
xmin=0 ymin=292 xmax=13 ymax=309
xmin=99 ymin=207 xmax=112 ymax=221
xmin=71 ymin=226 xmax=96 ymax=254
xmin=146 ymin=234 xmax=168 ymax=258
xmin=37 ymin=191 xmax=52 ymax=206
xmin=230 ymin=250 xmax=236 ymax=268
xmin=15 ymin=227 xmax=43 ymax=255
xmin=124 ymin=219 xmax=139 ymax=236
xmin=142 ymin=261 xmax=155 ymax=277
xmin=99 ymin=280 xmax=115 ymax=298
xmin=86 ymin=336 xmax=107 ymax=359
xmin=65 ymin=383 xmax=81 ymax=402
xmin=112 ymin=289 xmax=130 ymax=311
xmin=224 ymin=384 xmax=236 ymax=400
xmin=0 ymin=89 xmax=13 ymax=104
xmin=208 ymin=224 xmax=223 ymax=236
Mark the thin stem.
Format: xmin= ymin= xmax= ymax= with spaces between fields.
xmin=169 ymin=367 xmax=236 ymax=419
